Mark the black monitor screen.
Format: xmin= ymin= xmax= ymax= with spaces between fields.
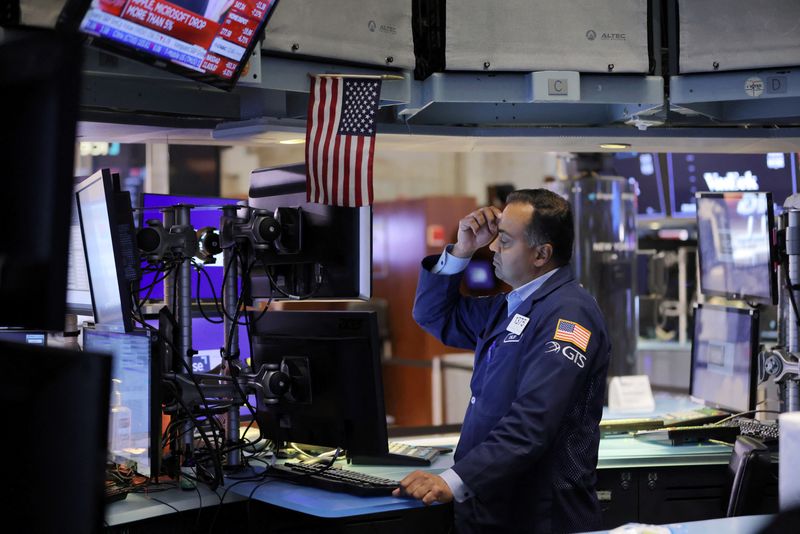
xmin=690 ymin=304 xmax=758 ymax=413
xmin=0 ymin=341 xmax=110 ymax=532
xmin=0 ymin=330 xmax=47 ymax=345
xmin=76 ymin=169 xmax=135 ymax=331
xmin=0 ymin=30 xmax=82 ymax=330
xmin=668 ymin=153 xmax=797 ymax=217
xmin=696 ymin=191 xmax=776 ymax=304
xmin=611 ymin=152 xmax=665 ymax=218
xmin=83 ymin=328 xmax=159 ymax=477
xmin=139 ymin=193 xmax=242 ymax=302
xmin=248 ymin=164 xmax=371 ymax=301
xmin=249 ymin=310 xmax=388 ymax=457
xmin=60 ymin=0 xmax=279 ymax=90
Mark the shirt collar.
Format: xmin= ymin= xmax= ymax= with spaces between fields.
xmin=506 ymin=267 xmax=560 ymax=316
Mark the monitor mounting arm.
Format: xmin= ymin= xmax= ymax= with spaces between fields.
xmin=162 ymin=361 xmax=297 ymax=414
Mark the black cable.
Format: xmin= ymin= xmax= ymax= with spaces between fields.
xmin=192 ymin=261 xmax=224 ymax=323
xmin=261 ymin=261 xmax=325 ymax=300
xmin=208 ymin=471 xmax=272 ymax=533
xmin=781 ymin=258 xmax=800 ymax=330
xmin=172 ymin=392 xmax=224 ymax=490
xmin=245 ymin=478 xmax=278 ymax=529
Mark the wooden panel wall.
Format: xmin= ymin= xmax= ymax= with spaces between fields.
xmin=373 ymin=196 xmax=477 ymax=426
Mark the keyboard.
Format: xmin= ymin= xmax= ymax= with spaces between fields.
xmin=268 ymin=462 xmax=399 ymax=497
xmin=349 ymin=442 xmax=443 ymax=466
xmin=723 ymin=417 xmax=780 ymax=442
xmin=634 ymin=424 xmax=740 ymax=445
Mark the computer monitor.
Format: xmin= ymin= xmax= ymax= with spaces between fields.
xmin=67 ymin=178 xmax=95 ymax=316
xmin=249 ymin=310 xmax=388 ymax=457
xmin=83 ymin=328 xmax=160 ymax=478
xmin=0 ymin=330 xmax=47 ymax=345
xmin=610 ymin=152 xmax=666 ymax=219
xmin=0 ymin=340 xmax=110 ymax=532
xmin=696 ymin=191 xmax=777 ymax=304
xmin=76 ymin=169 xmax=138 ymax=332
xmin=0 ymin=29 xmax=82 ymax=330
xmin=138 ymin=193 xmax=242 ymax=303
xmin=464 ymin=259 xmax=496 ymax=291
xmin=690 ymin=304 xmax=758 ymax=414
xmin=58 ymin=0 xmax=280 ymax=91
xmin=248 ymin=164 xmax=371 ymax=301
xmin=667 ymin=153 xmax=798 ymax=217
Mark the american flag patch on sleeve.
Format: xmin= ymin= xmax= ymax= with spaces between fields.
xmin=553 ymin=319 xmax=591 ymax=351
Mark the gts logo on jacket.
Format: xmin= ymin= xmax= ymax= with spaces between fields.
xmin=544 ymin=340 xmax=586 ymax=368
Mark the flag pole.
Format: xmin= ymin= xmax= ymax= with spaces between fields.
xmin=311 ymin=73 xmax=404 ymax=80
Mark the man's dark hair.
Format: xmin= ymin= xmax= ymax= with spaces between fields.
xmin=506 ymin=189 xmax=574 ymax=266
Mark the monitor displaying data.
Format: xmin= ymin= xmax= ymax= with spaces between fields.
xmin=66 ymin=187 xmax=94 ymax=315
xmin=83 ymin=328 xmax=158 ymax=477
xmin=63 ymin=0 xmax=279 ymax=90
xmin=696 ymin=191 xmax=776 ymax=304
xmin=668 ymin=152 xmax=797 ymax=217
xmin=611 ymin=152 xmax=666 ymax=218
xmin=690 ymin=304 xmax=758 ymax=413
xmin=76 ymin=170 xmax=134 ymax=331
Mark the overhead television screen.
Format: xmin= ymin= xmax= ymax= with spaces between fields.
xmin=668 ymin=153 xmax=797 ymax=217
xmin=611 ymin=152 xmax=665 ymax=218
xmin=61 ymin=0 xmax=279 ymax=90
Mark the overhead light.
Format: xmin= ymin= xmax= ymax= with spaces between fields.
xmin=279 ymin=139 xmax=306 ymax=145
xmin=599 ymin=143 xmax=631 ymax=150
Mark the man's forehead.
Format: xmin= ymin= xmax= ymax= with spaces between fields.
xmin=499 ymin=203 xmax=533 ymax=234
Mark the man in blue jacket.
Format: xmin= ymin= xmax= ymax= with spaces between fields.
xmin=393 ymin=189 xmax=610 ymax=533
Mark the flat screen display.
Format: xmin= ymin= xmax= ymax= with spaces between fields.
xmin=464 ymin=260 xmax=495 ymax=290
xmin=63 ymin=0 xmax=279 ymax=90
xmin=76 ymin=170 xmax=134 ymax=331
xmin=138 ymin=193 xmax=242 ymax=303
xmin=83 ymin=328 xmax=157 ymax=476
xmin=67 ymin=186 xmax=94 ymax=315
xmin=690 ymin=304 xmax=757 ymax=413
xmin=696 ymin=192 xmax=776 ymax=304
xmin=611 ymin=152 xmax=665 ymax=218
xmin=668 ymin=153 xmax=797 ymax=217
xmin=248 ymin=164 xmax=371 ymax=301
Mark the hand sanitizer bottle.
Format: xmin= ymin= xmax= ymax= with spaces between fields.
xmin=109 ymin=379 xmax=132 ymax=453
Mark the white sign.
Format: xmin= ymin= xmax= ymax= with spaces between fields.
xmin=744 ymin=76 xmax=764 ymax=97
xmin=608 ymin=375 xmax=655 ymax=413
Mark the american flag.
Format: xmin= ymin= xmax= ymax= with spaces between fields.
xmin=553 ymin=319 xmax=591 ymax=352
xmin=305 ymin=76 xmax=381 ymax=207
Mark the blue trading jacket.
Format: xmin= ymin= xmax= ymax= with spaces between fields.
xmin=413 ymin=257 xmax=610 ymax=533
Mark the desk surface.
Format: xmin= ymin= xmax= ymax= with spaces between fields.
xmin=584 ymin=514 xmax=773 ymax=534
xmin=108 ymin=394 xmax=737 ymax=524
xmin=227 ymin=454 xmax=455 ymax=519
xmin=105 ymin=482 xmax=245 ymax=526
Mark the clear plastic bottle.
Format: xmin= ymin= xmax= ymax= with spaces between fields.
xmin=109 ymin=379 xmax=132 ymax=453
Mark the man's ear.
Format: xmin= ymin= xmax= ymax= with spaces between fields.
xmin=532 ymin=243 xmax=553 ymax=267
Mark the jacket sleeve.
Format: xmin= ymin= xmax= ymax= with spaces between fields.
xmin=451 ymin=295 xmax=608 ymax=496
xmin=412 ymin=255 xmax=498 ymax=351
